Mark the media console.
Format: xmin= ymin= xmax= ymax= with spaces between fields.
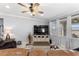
xmin=32 ymin=25 xmax=50 ymax=50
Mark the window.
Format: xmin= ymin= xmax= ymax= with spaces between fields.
xmin=72 ymin=17 xmax=79 ymax=38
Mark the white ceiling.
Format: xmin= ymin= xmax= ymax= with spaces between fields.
xmin=0 ymin=3 xmax=79 ymax=22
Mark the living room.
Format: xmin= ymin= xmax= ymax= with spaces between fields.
xmin=0 ymin=0 xmax=79 ymax=56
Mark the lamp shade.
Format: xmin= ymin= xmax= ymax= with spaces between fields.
xmin=4 ymin=26 xmax=15 ymax=39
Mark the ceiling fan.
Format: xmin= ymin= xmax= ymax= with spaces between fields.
xmin=18 ymin=3 xmax=44 ymax=16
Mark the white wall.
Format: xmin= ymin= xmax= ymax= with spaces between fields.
xmin=3 ymin=16 xmax=48 ymax=43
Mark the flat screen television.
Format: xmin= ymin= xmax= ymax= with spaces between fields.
xmin=34 ymin=25 xmax=49 ymax=35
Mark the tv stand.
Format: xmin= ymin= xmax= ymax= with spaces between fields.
xmin=32 ymin=35 xmax=50 ymax=50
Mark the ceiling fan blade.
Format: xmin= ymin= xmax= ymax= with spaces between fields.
xmin=38 ymin=11 xmax=44 ymax=14
xmin=34 ymin=3 xmax=40 ymax=6
xmin=18 ymin=3 xmax=27 ymax=8
xmin=21 ymin=11 xmax=27 ymax=13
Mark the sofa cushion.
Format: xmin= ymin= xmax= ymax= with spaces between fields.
xmin=0 ymin=48 xmax=29 ymax=56
xmin=47 ymin=50 xmax=73 ymax=56
xmin=29 ymin=49 xmax=46 ymax=56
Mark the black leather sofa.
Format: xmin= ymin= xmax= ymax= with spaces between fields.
xmin=73 ymin=48 xmax=79 ymax=51
xmin=0 ymin=39 xmax=16 ymax=49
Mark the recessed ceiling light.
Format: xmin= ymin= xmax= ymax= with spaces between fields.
xmin=5 ymin=5 xmax=10 ymax=9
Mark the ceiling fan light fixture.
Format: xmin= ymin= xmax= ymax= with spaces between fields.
xmin=32 ymin=12 xmax=36 ymax=16
xmin=18 ymin=3 xmax=43 ymax=16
